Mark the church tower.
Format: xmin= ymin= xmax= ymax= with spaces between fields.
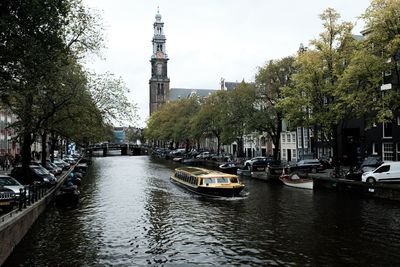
xmin=149 ymin=8 xmax=170 ymax=116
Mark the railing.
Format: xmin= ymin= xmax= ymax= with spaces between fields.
xmin=17 ymin=184 xmax=47 ymax=212
xmin=0 ymin=184 xmax=49 ymax=222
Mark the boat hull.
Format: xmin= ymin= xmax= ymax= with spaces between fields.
xmin=55 ymin=189 xmax=80 ymax=206
xmin=279 ymin=175 xmax=313 ymax=190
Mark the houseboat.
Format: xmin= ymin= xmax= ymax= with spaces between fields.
xmin=170 ymin=167 xmax=245 ymax=197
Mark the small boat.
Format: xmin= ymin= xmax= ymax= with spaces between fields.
xmin=170 ymin=167 xmax=245 ymax=197
xmin=172 ymin=157 xmax=184 ymax=163
xmin=236 ymin=167 xmax=251 ymax=176
xmin=55 ymin=184 xmax=80 ymax=206
xmin=279 ymin=173 xmax=313 ymax=190
xmin=219 ymin=162 xmax=240 ymax=174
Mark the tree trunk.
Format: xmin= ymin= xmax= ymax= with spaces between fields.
xmin=185 ymin=139 xmax=190 ymax=152
xmin=21 ymin=132 xmax=32 ymax=184
xmin=49 ymin=132 xmax=56 ymax=162
xmin=237 ymin=136 xmax=244 ymax=158
xmin=332 ymin=123 xmax=340 ymax=171
xmin=41 ymin=131 xmax=47 ymax=166
xmin=217 ymin=136 xmax=220 ymax=155
xmin=273 ymin=113 xmax=282 ymax=161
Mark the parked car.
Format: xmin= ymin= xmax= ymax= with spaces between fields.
xmin=289 ymin=159 xmax=325 ymax=173
xmin=0 ymin=175 xmax=25 ymax=199
xmin=244 ymin=156 xmax=268 ymax=167
xmin=297 ymin=154 xmax=315 ymax=161
xmin=53 ymin=158 xmax=70 ymax=170
xmin=211 ymin=154 xmax=232 ymax=162
xmin=196 ymin=152 xmax=212 ymax=159
xmin=46 ymin=161 xmax=63 ymax=175
xmin=318 ymin=155 xmax=333 ymax=169
xmin=11 ymin=165 xmax=57 ymax=186
xmin=360 ymin=155 xmax=383 ymax=172
xmin=62 ymin=156 xmax=76 ymax=165
xmin=345 ymin=155 xmax=383 ymax=181
xmin=0 ymin=187 xmax=17 ymax=213
xmin=361 ymin=162 xmax=400 ymax=183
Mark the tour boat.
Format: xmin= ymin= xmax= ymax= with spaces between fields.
xmin=279 ymin=173 xmax=314 ymax=190
xmin=170 ymin=167 xmax=245 ymax=197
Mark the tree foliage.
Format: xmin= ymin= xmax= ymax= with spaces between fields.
xmin=88 ymin=72 xmax=138 ymax=126
xmin=145 ymin=96 xmax=200 ymax=148
xmin=339 ymin=0 xmax=400 ymax=123
xmin=279 ymin=8 xmax=356 ymax=160
xmin=253 ymin=57 xmax=296 ymax=160
xmin=191 ymin=91 xmax=230 ymax=154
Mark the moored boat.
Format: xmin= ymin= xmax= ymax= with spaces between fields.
xmin=55 ymin=184 xmax=80 ymax=206
xmin=170 ymin=167 xmax=245 ymax=197
xmin=279 ymin=173 xmax=313 ymax=190
xmin=218 ymin=162 xmax=240 ymax=174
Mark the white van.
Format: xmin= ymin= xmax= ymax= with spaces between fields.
xmin=361 ymin=162 xmax=400 ymax=183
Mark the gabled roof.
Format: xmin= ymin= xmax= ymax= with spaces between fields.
xmin=224 ymin=82 xmax=240 ymax=91
xmin=169 ymin=88 xmax=218 ymax=100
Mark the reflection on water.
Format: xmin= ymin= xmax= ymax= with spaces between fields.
xmin=5 ymin=156 xmax=400 ymax=266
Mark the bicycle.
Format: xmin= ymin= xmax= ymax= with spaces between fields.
xmin=329 ymin=163 xmax=347 ymax=179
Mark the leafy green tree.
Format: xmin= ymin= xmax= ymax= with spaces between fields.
xmin=191 ymin=91 xmax=229 ymax=154
xmin=279 ymin=8 xmax=356 ymax=163
xmin=145 ymin=97 xmax=200 ymax=149
xmin=224 ymin=82 xmax=257 ymax=158
xmin=88 ymin=72 xmax=138 ymax=126
xmin=252 ymin=57 xmax=296 ymax=160
xmin=0 ymin=0 xmax=74 ymax=178
xmin=0 ymin=0 xmax=108 ymax=180
xmin=339 ymin=0 xmax=400 ymax=123
xmin=126 ymin=127 xmax=145 ymax=144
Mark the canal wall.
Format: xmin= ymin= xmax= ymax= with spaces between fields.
xmin=313 ymin=176 xmax=400 ymax=201
xmin=0 ymin=169 xmax=72 ymax=266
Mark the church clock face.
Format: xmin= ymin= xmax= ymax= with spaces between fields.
xmin=156 ymin=63 xmax=162 ymax=75
xmin=156 ymin=51 xmax=164 ymax=59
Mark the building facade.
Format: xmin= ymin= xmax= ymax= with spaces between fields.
xmin=149 ymin=9 xmax=170 ymax=116
xmin=0 ymin=110 xmax=19 ymax=157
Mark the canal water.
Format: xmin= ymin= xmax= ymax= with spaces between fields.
xmin=5 ymin=156 xmax=400 ymax=266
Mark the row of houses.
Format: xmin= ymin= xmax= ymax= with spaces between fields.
xmin=148 ymin=10 xmax=399 ymax=165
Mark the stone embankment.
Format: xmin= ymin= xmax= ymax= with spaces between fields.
xmin=0 ymin=166 xmax=74 ymax=265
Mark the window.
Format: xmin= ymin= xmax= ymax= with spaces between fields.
xmin=292 ymin=134 xmax=296 ymax=143
xmin=217 ymin=177 xmax=230 ymax=183
xmin=383 ymin=122 xmax=393 ymax=138
xmin=203 ymin=178 xmax=214 ymax=185
xmin=374 ymin=165 xmax=390 ymax=173
xmin=287 ymin=134 xmax=291 ymax=143
xmin=297 ymin=129 xmax=302 ymax=145
xmin=397 ymin=143 xmax=400 ymax=161
xmin=292 ymin=149 xmax=296 ymax=158
xmin=282 ymin=134 xmax=285 ymax=143
xmin=282 ymin=149 xmax=286 ymax=159
xmin=383 ymin=143 xmax=394 ymax=161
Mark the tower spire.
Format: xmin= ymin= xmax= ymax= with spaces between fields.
xmin=149 ymin=8 xmax=170 ymax=116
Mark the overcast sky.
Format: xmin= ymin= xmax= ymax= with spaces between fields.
xmin=84 ymin=0 xmax=372 ymax=127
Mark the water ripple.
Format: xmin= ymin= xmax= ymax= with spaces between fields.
xmin=5 ymin=156 xmax=400 ymax=266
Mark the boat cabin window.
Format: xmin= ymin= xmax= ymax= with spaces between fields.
xmin=175 ymin=171 xmax=198 ymax=185
xmin=230 ymin=177 xmax=238 ymax=183
xmin=217 ymin=177 xmax=230 ymax=183
xmin=203 ymin=178 xmax=214 ymax=185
